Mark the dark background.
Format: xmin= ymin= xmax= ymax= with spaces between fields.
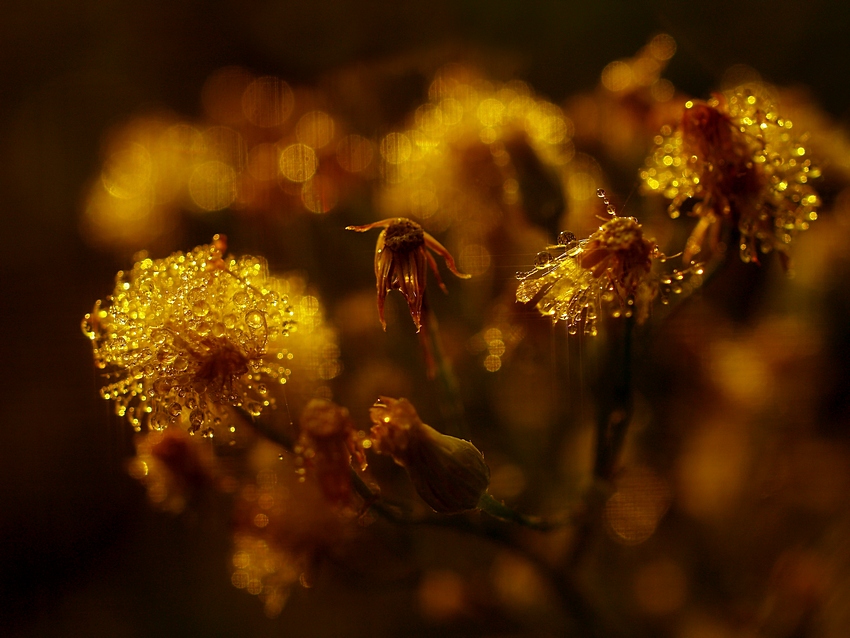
xmin=2 ymin=1 xmax=850 ymax=636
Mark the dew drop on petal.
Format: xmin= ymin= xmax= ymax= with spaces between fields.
xmin=535 ymin=251 xmax=552 ymax=267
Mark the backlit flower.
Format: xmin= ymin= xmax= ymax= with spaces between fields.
xmin=346 ymin=218 xmax=470 ymax=332
xmin=368 ymin=396 xmax=490 ymax=513
xmin=516 ymin=191 xmax=700 ymax=335
xmin=640 ymin=85 xmax=821 ymax=265
xmin=82 ymin=235 xmax=295 ymax=435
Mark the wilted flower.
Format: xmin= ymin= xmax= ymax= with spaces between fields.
xmin=368 ymin=396 xmax=490 ymax=513
xmin=231 ymin=443 xmax=357 ymax=617
xmin=82 ymin=235 xmax=295 ymax=436
xmin=640 ymin=85 xmax=821 ymax=265
xmin=346 ymin=218 xmax=470 ymax=332
xmin=516 ymin=191 xmax=700 ymax=335
xmin=127 ymin=427 xmax=213 ymax=513
xmin=294 ymin=399 xmax=366 ymax=507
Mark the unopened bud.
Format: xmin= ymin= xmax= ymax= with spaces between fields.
xmin=369 ymin=397 xmax=489 ymax=513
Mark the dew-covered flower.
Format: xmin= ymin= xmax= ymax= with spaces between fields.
xmin=82 ymin=235 xmax=296 ymax=436
xmin=346 ymin=218 xmax=470 ymax=332
xmin=368 ymin=396 xmax=490 ymax=513
xmin=516 ymin=191 xmax=700 ymax=335
xmin=640 ymin=85 xmax=821 ymax=265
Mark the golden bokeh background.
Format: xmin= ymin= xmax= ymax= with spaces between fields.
xmin=3 ymin=1 xmax=850 ymax=636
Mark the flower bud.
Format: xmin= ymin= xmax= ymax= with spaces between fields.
xmin=369 ymin=397 xmax=489 ymax=513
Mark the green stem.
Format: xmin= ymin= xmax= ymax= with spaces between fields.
xmin=477 ymin=492 xmax=573 ymax=531
xmin=564 ymin=314 xmax=636 ymax=571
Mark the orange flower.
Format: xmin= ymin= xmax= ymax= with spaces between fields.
xmin=346 ymin=218 xmax=470 ymax=332
xmin=294 ymin=399 xmax=366 ymax=508
xmin=517 ymin=191 xmax=702 ymax=335
xmin=641 ymin=86 xmax=821 ymax=265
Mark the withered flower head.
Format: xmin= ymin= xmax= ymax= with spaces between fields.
xmin=346 ymin=218 xmax=471 ymax=332
xmin=295 ymin=399 xmax=366 ymax=507
xmin=640 ymin=85 xmax=821 ymax=265
xmin=368 ymin=396 xmax=490 ymax=513
xmin=232 ymin=445 xmax=356 ymax=617
xmin=517 ymin=190 xmax=701 ymax=335
xmin=82 ymin=235 xmax=295 ymax=436
xmin=128 ymin=427 xmax=213 ymax=513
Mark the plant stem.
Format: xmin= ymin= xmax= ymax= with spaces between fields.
xmin=564 ymin=314 xmax=636 ymax=571
xmin=419 ymin=296 xmax=468 ymax=438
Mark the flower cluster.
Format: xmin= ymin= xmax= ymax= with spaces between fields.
xmin=516 ymin=191 xmax=701 ymax=335
xmin=82 ymin=235 xmax=295 ymax=436
xmin=640 ymin=85 xmax=821 ymax=264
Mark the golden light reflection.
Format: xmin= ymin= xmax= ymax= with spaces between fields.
xmin=379 ymin=132 xmax=412 ymax=164
xmin=247 ymin=142 xmax=281 ymax=181
xmin=418 ymin=570 xmax=466 ymax=622
xmin=279 ymin=143 xmax=318 ymax=182
xmin=677 ymin=420 xmax=749 ymax=519
xmin=242 ymin=76 xmax=295 ymax=128
xmin=605 ymin=466 xmax=670 ymax=544
xmin=188 ymin=161 xmax=238 ymax=211
xmin=336 ymin=134 xmax=374 ymax=173
xmin=296 ymin=110 xmax=335 ymax=148
xmin=301 ymin=175 xmax=338 ymax=213
xmin=101 ymin=143 xmax=153 ymax=199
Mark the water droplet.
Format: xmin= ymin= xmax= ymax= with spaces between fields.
xmin=172 ymin=356 xmax=188 ymax=372
xmin=535 ymin=251 xmax=552 ymax=267
xmin=245 ymin=310 xmax=265 ymax=330
xmin=596 ymin=188 xmax=606 ymax=198
xmin=245 ymin=401 xmax=262 ymax=417
xmin=233 ymin=291 xmax=249 ymax=306
xmin=168 ymin=402 xmax=182 ymax=417
xmin=257 ymin=384 xmax=268 ymax=396
xmin=153 ymin=377 xmax=171 ymax=394
xmin=81 ymin=315 xmax=96 ymax=339
xmin=150 ymin=412 xmax=169 ymax=431
xmin=606 ymin=204 xmax=617 ymax=215
xmin=192 ymin=300 xmax=210 ymax=317
xmin=189 ymin=409 xmax=204 ymax=433
xmin=558 ymin=231 xmax=576 ymax=246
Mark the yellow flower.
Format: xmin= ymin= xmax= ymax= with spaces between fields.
xmin=368 ymin=396 xmax=490 ymax=513
xmin=640 ymin=85 xmax=821 ymax=265
xmin=346 ymin=218 xmax=470 ymax=332
xmin=82 ymin=235 xmax=295 ymax=435
xmin=516 ymin=191 xmax=700 ymax=335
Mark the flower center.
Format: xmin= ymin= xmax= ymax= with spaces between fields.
xmin=193 ymin=339 xmax=250 ymax=386
xmin=384 ymin=219 xmax=425 ymax=254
